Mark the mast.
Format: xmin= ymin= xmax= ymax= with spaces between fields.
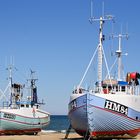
xmin=7 ymin=64 xmax=21 ymax=108
xmin=89 ymin=1 xmax=114 ymax=89
xmin=98 ymin=17 xmax=104 ymax=88
xmin=112 ymin=34 xmax=128 ymax=80
xmin=28 ymin=70 xmax=38 ymax=105
xmin=78 ymin=1 xmax=114 ymax=90
xmin=6 ymin=65 xmax=13 ymax=107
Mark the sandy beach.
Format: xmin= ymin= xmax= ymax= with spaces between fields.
xmin=0 ymin=132 xmax=140 ymax=140
xmin=0 ymin=132 xmax=83 ymax=140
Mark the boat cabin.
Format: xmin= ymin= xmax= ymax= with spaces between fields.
xmin=102 ymin=80 xmax=129 ymax=94
xmin=102 ymin=72 xmax=140 ymax=95
xmin=16 ymin=101 xmax=39 ymax=109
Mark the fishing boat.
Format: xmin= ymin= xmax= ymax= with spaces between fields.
xmin=67 ymin=4 xmax=140 ymax=140
xmin=0 ymin=67 xmax=50 ymax=135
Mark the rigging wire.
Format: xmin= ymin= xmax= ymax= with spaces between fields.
xmin=78 ymin=45 xmax=98 ymax=88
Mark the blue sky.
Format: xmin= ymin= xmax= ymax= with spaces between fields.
xmin=0 ymin=0 xmax=140 ymax=115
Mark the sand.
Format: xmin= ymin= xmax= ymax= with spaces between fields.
xmin=0 ymin=132 xmax=83 ymax=140
xmin=0 ymin=132 xmax=140 ymax=140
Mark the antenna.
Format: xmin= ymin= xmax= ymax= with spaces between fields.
xmin=28 ymin=69 xmax=38 ymax=87
xmin=126 ymin=23 xmax=129 ymax=40
xmin=90 ymin=0 xmax=93 ymax=18
xmin=120 ymin=23 xmax=123 ymax=35
xmin=89 ymin=0 xmax=94 ymax=24
xmin=89 ymin=1 xmax=115 ymax=26
xmin=30 ymin=69 xmax=35 ymax=79
xmin=102 ymin=1 xmax=104 ymax=18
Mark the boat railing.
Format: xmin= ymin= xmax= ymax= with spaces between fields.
xmin=93 ymin=83 xmax=140 ymax=96
xmin=72 ymin=88 xmax=88 ymax=94
xmin=107 ymin=85 xmax=140 ymax=96
xmin=0 ymin=101 xmax=9 ymax=109
xmin=127 ymin=85 xmax=140 ymax=96
xmin=72 ymin=83 xmax=140 ymax=96
xmin=2 ymin=101 xmax=9 ymax=109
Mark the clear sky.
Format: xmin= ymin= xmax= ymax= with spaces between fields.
xmin=0 ymin=0 xmax=140 ymax=115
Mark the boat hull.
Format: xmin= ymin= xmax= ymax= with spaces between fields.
xmin=68 ymin=92 xmax=140 ymax=138
xmin=69 ymin=94 xmax=89 ymax=136
xmin=0 ymin=108 xmax=50 ymax=135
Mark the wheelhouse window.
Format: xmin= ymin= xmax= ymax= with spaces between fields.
xmin=121 ymin=86 xmax=125 ymax=92
xmin=21 ymin=104 xmax=24 ymax=107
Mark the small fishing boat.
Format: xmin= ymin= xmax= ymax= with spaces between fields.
xmin=0 ymin=67 xmax=50 ymax=135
